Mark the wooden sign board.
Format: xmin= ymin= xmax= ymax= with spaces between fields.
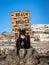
xmin=11 ymin=11 xmax=30 ymax=18
xmin=11 ymin=11 xmax=31 ymax=34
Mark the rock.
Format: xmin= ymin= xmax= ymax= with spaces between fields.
xmin=39 ymin=58 xmax=48 ymax=65
xmin=6 ymin=55 xmax=12 ymax=62
xmin=25 ymin=56 xmax=38 ymax=65
xmin=0 ymin=62 xmax=5 ymax=65
xmin=19 ymin=60 xmax=25 ymax=65
xmin=19 ymin=49 xmax=27 ymax=59
xmin=24 ymin=48 xmax=34 ymax=60
xmin=15 ymin=56 xmax=20 ymax=65
xmin=38 ymin=62 xmax=48 ymax=65
xmin=0 ymin=48 xmax=49 ymax=65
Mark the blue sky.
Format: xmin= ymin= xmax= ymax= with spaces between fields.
xmin=0 ymin=0 xmax=49 ymax=33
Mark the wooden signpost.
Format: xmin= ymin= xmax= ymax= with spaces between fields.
xmin=11 ymin=11 xmax=31 ymax=41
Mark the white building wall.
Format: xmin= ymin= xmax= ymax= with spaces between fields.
xmin=31 ymin=24 xmax=49 ymax=53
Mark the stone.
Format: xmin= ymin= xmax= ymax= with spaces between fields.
xmin=24 ymin=48 xmax=34 ymax=60
xmin=25 ymin=56 xmax=38 ymax=65
xmin=0 ymin=48 xmax=49 ymax=65
xmin=19 ymin=60 xmax=25 ymax=65
xmin=19 ymin=49 xmax=27 ymax=59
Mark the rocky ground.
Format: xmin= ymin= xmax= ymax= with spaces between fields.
xmin=0 ymin=48 xmax=49 ymax=65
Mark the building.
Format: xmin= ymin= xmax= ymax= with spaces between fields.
xmin=0 ymin=32 xmax=15 ymax=50
xmin=31 ymin=24 xmax=49 ymax=53
xmin=0 ymin=32 xmax=15 ymax=43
